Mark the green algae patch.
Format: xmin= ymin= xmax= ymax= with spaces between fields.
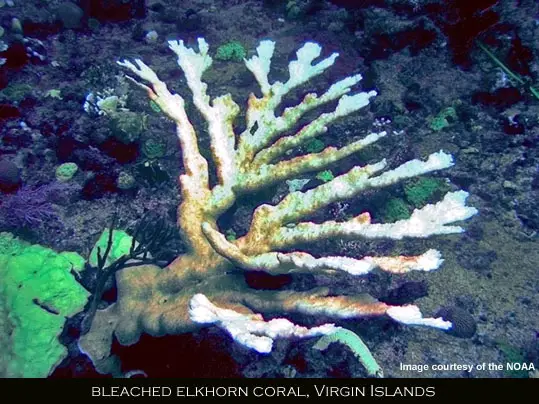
xmin=88 ymin=228 xmax=134 ymax=268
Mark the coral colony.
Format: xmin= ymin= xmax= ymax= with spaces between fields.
xmin=79 ymin=38 xmax=477 ymax=368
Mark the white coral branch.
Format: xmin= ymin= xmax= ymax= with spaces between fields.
xmin=275 ymin=248 xmax=444 ymax=275
xmin=274 ymin=191 xmax=478 ymax=245
xmin=188 ymin=294 xmax=337 ymax=353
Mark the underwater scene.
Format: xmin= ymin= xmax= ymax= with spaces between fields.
xmin=0 ymin=0 xmax=537 ymax=379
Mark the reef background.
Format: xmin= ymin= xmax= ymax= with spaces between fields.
xmin=0 ymin=0 xmax=538 ymax=378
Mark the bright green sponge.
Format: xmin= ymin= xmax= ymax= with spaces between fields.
xmin=0 ymin=232 xmax=89 ymax=378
